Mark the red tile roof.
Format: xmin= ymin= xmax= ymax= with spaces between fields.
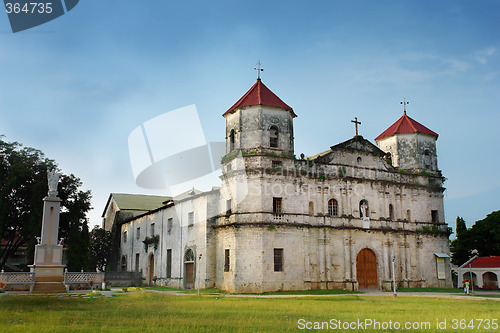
xmin=467 ymin=256 xmax=500 ymax=268
xmin=375 ymin=113 xmax=438 ymax=141
xmin=223 ymin=79 xmax=294 ymax=116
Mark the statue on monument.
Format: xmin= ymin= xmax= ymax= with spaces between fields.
xmin=47 ymin=168 xmax=62 ymax=197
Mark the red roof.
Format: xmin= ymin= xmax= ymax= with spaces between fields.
xmin=467 ymin=256 xmax=500 ymax=268
xmin=223 ymin=79 xmax=294 ymax=116
xmin=375 ymin=113 xmax=438 ymax=141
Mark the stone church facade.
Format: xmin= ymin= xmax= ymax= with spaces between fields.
xmin=104 ymin=79 xmax=452 ymax=292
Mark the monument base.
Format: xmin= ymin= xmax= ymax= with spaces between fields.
xmin=32 ymin=274 xmax=66 ymax=294
xmin=32 ymin=244 xmax=66 ymax=293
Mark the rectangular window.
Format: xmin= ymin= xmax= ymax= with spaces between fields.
xmin=167 ymin=218 xmax=173 ymax=234
xmin=274 ymin=248 xmax=283 ymax=272
xmin=150 ymin=223 xmax=155 ymax=235
xmin=436 ymin=257 xmax=445 ymax=279
xmin=166 ymin=249 xmax=172 ymax=278
xmin=135 ymin=253 xmax=140 ymax=272
xmin=431 ymin=210 xmax=438 ymax=223
xmin=273 ymin=197 xmax=283 ymax=221
xmin=272 ymin=160 xmax=282 ymax=168
xmin=136 ymin=227 xmax=140 ymax=240
xmin=123 ymin=231 xmax=127 ymax=243
xmin=188 ymin=212 xmax=194 ymax=226
xmin=224 ymin=249 xmax=230 ymax=272
xmin=226 ymin=199 xmax=232 ymax=216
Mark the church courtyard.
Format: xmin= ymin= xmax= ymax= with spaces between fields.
xmin=0 ymin=291 xmax=498 ymax=332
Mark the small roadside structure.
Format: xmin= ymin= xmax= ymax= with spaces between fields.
xmin=458 ymin=256 xmax=500 ymax=289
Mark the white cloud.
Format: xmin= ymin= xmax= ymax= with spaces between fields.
xmin=475 ymin=47 xmax=497 ymax=64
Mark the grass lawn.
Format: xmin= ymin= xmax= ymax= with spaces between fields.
xmin=0 ymin=292 xmax=498 ymax=332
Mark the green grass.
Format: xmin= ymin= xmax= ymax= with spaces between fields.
xmin=145 ymin=286 xmax=182 ymax=292
xmin=246 ymin=289 xmax=359 ymax=295
xmin=182 ymin=288 xmax=227 ymax=295
xmin=396 ymin=287 xmax=462 ymax=293
xmin=0 ymin=292 xmax=498 ymax=332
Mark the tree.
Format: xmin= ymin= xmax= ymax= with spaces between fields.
xmin=450 ymin=216 xmax=472 ymax=265
xmin=451 ymin=211 xmax=500 ymax=266
xmin=0 ymin=136 xmax=92 ymax=271
xmin=89 ymin=226 xmax=112 ymax=272
xmin=470 ymin=210 xmax=500 ymax=257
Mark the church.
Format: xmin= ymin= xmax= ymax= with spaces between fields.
xmin=102 ymin=78 xmax=452 ymax=292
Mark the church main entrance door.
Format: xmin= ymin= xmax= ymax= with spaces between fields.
xmin=356 ymin=248 xmax=378 ymax=289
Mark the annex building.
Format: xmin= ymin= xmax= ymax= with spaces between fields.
xmin=103 ymin=79 xmax=452 ymax=292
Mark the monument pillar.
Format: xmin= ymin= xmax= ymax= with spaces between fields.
xmin=33 ymin=196 xmax=65 ymax=276
xmin=31 ymin=169 xmax=67 ymax=293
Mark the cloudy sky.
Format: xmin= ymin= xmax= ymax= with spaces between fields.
xmin=1 ymin=1 xmax=498 ymax=232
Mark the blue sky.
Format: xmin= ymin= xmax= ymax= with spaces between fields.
xmin=0 ymin=1 xmax=498 ymax=232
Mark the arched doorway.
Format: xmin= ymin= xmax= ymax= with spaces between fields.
xmin=184 ymin=249 xmax=195 ymax=289
xmin=148 ymin=254 xmax=155 ymax=285
xmin=482 ymin=272 xmax=498 ymax=289
xmin=463 ymin=272 xmax=477 ymax=287
xmin=356 ymin=248 xmax=378 ymax=289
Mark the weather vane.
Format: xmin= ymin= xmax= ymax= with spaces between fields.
xmin=401 ymin=98 xmax=409 ymax=115
xmin=254 ymin=60 xmax=264 ymax=79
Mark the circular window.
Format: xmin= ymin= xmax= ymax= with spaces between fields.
xmin=357 ymin=157 xmax=362 ymax=163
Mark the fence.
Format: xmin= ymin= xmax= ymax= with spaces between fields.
xmin=64 ymin=272 xmax=105 ymax=292
xmin=0 ymin=271 xmax=35 ymax=292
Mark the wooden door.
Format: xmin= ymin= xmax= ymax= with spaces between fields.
xmin=356 ymin=248 xmax=378 ymax=289
xmin=148 ymin=255 xmax=155 ymax=285
xmin=185 ymin=263 xmax=194 ymax=289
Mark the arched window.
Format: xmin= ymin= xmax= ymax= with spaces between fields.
xmin=308 ymin=202 xmax=314 ymax=216
xmin=328 ymin=199 xmax=338 ymax=216
xmin=185 ymin=249 xmax=194 ymax=262
xmin=121 ymin=255 xmax=127 ymax=272
xmin=389 ymin=204 xmax=394 ymax=220
xmin=406 ymin=209 xmax=411 ymax=222
xmin=360 ymin=200 xmax=369 ymax=218
xmin=270 ymin=126 xmax=278 ymax=148
xmin=229 ymin=129 xmax=235 ymax=151
xmin=424 ymin=149 xmax=431 ymax=167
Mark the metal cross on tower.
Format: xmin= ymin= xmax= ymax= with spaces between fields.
xmin=401 ymin=98 xmax=409 ymax=115
xmin=254 ymin=60 xmax=264 ymax=79
xmin=351 ymin=117 xmax=361 ymax=137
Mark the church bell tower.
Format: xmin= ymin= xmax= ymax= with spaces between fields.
xmin=222 ymin=78 xmax=296 ymax=157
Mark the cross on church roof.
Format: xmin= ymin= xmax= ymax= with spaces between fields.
xmin=254 ymin=60 xmax=264 ymax=80
xmin=401 ymin=98 xmax=409 ymax=115
xmin=351 ymin=117 xmax=361 ymax=137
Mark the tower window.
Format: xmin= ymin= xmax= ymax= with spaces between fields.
xmin=424 ymin=149 xmax=431 ymax=168
xmin=270 ymin=126 xmax=279 ymax=148
xmin=431 ymin=210 xmax=438 ymax=223
xmin=273 ymin=197 xmax=283 ymax=221
xmin=226 ymin=199 xmax=232 ymax=216
xmin=229 ymin=129 xmax=235 ymax=151
xmin=389 ymin=204 xmax=394 ymax=220
xmin=123 ymin=231 xmax=127 ymax=243
xmin=328 ymin=199 xmax=338 ymax=216
xmin=406 ymin=210 xmax=411 ymax=222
